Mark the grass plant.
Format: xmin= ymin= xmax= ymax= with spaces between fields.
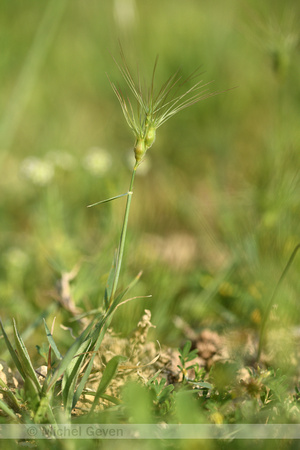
xmin=0 ymin=49 xmax=216 ymax=427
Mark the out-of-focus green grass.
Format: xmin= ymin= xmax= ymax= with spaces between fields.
xmin=1 ymin=0 xmax=300 ymax=360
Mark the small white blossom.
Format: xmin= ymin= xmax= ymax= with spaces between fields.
xmin=113 ymin=0 xmax=136 ymax=29
xmin=20 ymin=157 xmax=54 ymax=186
xmin=82 ymin=147 xmax=112 ymax=176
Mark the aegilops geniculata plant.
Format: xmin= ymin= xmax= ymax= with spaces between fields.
xmin=0 ymin=50 xmax=220 ymax=425
xmin=101 ymin=49 xmax=218 ymax=305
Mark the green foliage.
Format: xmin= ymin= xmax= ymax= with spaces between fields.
xmin=177 ymin=340 xmax=199 ymax=381
xmin=0 ymin=2 xmax=300 ymax=448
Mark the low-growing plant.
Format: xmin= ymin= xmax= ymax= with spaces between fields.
xmin=177 ymin=340 xmax=199 ymax=382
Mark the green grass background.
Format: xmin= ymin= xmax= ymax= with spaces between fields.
xmin=1 ymin=0 xmax=300 ymax=360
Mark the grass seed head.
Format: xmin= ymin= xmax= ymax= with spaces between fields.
xmin=144 ymin=123 xmax=156 ymax=149
xmin=134 ymin=137 xmax=147 ymax=163
xmin=110 ymin=47 xmax=216 ymax=165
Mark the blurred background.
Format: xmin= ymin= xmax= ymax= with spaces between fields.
xmin=1 ymin=0 xmax=300 ymax=361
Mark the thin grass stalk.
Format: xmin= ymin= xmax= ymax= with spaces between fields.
xmin=109 ymin=163 xmax=138 ymax=305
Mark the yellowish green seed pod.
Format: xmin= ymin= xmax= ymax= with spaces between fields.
xmin=134 ymin=138 xmax=146 ymax=163
xmin=145 ymin=125 xmax=156 ymax=149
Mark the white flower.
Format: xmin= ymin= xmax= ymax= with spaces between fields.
xmin=20 ymin=157 xmax=54 ymax=186
xmin=82 ymin=147 xmax=112 ymax=176
xmin=113 ymin=0 xmax=136 ymax=29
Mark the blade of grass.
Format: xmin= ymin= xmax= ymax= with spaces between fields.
xmin=89 ymin=355 xmax=127 ymax=415
xmin=104 ymin=250 xmax=117 ymax=310
xmin=12 ymin=319 xmax=41 ymax=391
xmin=107 ymin=270 xmax=143 ymax=315
xmin=72 ymin=316 xmax=110 ymax=409
xmin=109 ymin=166 xmax=137 ymax=306
xmin=72 ymin=273 xmax=143 ymax=409
xmin=44 ymin=318 xmax=96 ymax=393
xmin=0 ymin=378 xmax=21 ymax=413
xmin=87 ymin=192 xmax=131 ymax=208
xmin=43 ymin=319 xmax=63 ymax=361
xmin=0 ymin=320 xmax=25 ymax=380
xmin=62 ymin=339 xmax=92 ymax=417
xmin=0 ymin=398 xmax=19 ymax=420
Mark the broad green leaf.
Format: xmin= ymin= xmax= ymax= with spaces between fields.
xmin=0 ymin=320 xmax=25 ymax=380
xmin=13 ymin=319 xmax=41 ymax=391
xmin=89 ymin=355 xmax=127 ymax=414
xmin=43 ymin=319 xmax=62 ymax=360
xmin=188 ymin=381 xmax=213 ymax=390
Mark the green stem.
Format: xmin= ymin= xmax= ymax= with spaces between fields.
xmin=109 ymin=163 xmax=138 ymax=305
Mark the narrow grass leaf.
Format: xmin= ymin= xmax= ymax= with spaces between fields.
xmin=62 ymin=339 xmax=92 ymax=417
xmin=72 ymin=316 xmax=110 ymax=408
xmin=0 ymin=320 xmax=25 ymax=380
xmin=73 ymin=271 xmax=141 ymax=408
xmin=44 ymin=319 xmax=95 ymax=393
xmin=87 ymin=192 xmax=130 ymax=208
xmin=107 ymin=271 xmax=143 ymax=316
xmin=12 ymin=319 xmax=41 ymax=391
xmin=0 ymin=379 xmax=21 ymax=413
xmin=68 ymin=308 xmax=102 ymax=321
xmin=104 ymin=250 xmax=117 ymax=309
xmin=81 ymin=389 xmax=122 ymax=405
xmin=95 ymin=392 xmax=122 ymax=405
xmin=43 ymin=319 xmax=62 ymax=360
xmin=89 ymin=355 xmax=127 ymax=414
xmin=72 ymin=273 xmax=144 ymax=408
xmin=0 ymin=398 xmax=19 ymax=420
xmin=24 ymin=376 xmax=40 ymax=411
